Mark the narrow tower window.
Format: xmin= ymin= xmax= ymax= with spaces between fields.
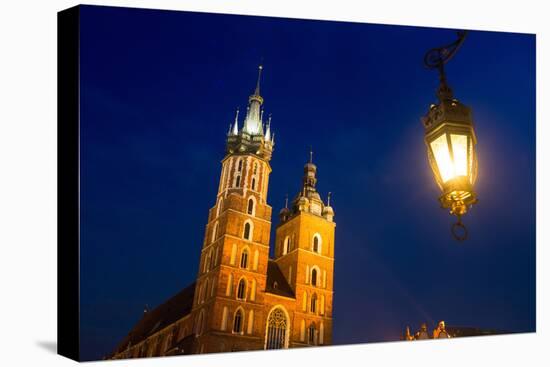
xmin=311 ymin=268 xmax=318 ymax=286
xmin=240 ymin=249 xmax=249 ymax=268
xmin=233 ymin=309 xmax=243 ymax=333
xmin=312 ymin=234 xmax=322 ymax=254
xmin=238 ymin=159 xmax=243 ymax=172
xmin=237 ymin=278 xmax=246 ymax=300
xmin=251 ymin=177 xmax=256 ymax=190
xmin=283 ymin=236 xmax=290 ymax=255
xmin=235 ymin=175 xmax=241 ymax=187
xmin=247 ymin=198 xmax=255 ymax=215
xmin=311 ymin=293 xmax=318 ymax=313
xmin=308 ymin=324 xmax=316 ymax=345
xmin=243 ymin=221 xmax=252 ymax=241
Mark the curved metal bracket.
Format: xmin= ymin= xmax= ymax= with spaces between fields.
xmin=424 ymin=30 xmax=468 ymax=101
xmin=424 ymin=30 xmax=468 ymax=70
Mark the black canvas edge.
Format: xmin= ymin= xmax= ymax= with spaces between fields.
xmin=58 ymin=5 xmax=81 ymax=362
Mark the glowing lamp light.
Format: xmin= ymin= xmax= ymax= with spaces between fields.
xmin=423 ymin=100 xmax=478 ymax=219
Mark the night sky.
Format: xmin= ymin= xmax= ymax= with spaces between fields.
xmin=78 ymin=5 xmax=536 ymax=361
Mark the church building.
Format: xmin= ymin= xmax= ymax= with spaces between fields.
xmin=109 ymin=66 xmax=336 ymax=358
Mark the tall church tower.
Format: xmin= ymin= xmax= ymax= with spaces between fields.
xmin=273 ymin=152 xmax=336 ymax=346
xmin=190 ymin=66 xmax=275 ymax=353
xmin=109 ymin=66 xmax=337 ymax=360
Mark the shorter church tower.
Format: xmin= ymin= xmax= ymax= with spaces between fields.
xmin=274 ymin=152 xmax=336 ymax=346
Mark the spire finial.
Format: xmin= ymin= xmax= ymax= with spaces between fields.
xmin=254 ymin=63 xmax=263 ymax=96
xmin=309 ymin=146 xmax=313 ymax=164
xmin=285 ymin=194 xmax=288 ymax=208
xmin=327 ymin=192 xmax=331 ymax=206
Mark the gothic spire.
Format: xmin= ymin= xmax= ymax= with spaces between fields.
xmin=243 ymin=64 xmax=264 ymax=135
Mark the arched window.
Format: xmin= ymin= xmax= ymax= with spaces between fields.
xmin=311 ymin=293 xmax=318 ymax=313
xmin=312 ymin=234 xmax=322 ymax=254
xmin=308 ymin=324 xmax=316 ymax=345
xmin=247 ymin=198 xmax=255 ymax=215
xmin=237 ymin=278 xmax=246 ymax=299
xmin=253 ymin=162 xmax=258 ymax=174
xmin=251 ymin=177 xmax=256 ymax=190
xmin=283 ymin=236 xmax=290 ymax=255
xmin=238 ymin=159 xmax=243 ymax=172
xmin=243 ymin=221 xmax=252 ymax=241
xmin=211 ymin=222 xmax=218 ymax=244
xmin=233 ymin=309 xmax=243 ymax=333
xmin=235 ymin=175 xmax=241 ymax=187
xmin=265 ymin=307 xmax=289 ymax=349
xmin=240 ymin=249 xmax=249 ymax=268
xmin=311 ymin=268 xmax=318 ymax=286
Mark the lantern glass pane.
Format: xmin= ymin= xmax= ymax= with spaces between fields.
xmin=430 ymin=133 xmax=453 ymax=183
xmin=451 ymin=134 xmax=468 ymax=178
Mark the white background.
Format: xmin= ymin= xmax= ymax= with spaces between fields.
xmin=0 ymin=0 xmax=548 ymax=366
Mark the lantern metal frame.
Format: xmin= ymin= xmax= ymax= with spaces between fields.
xmin=422 ymin=31 xmax=478 ymax=241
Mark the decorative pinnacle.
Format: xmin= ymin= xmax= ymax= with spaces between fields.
xmin=232 ymin=108 xmax=240 ymax=135
xmin=284 ymin=194 xmax=288 ymax=208
xmin=265 ymin=114 xmax=272 ymax=141
xmin=327 ymin=192 xmax=331 ymax=206
xmin=309 ymin=146 xmax=313 ymax=164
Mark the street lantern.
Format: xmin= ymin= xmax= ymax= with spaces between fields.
xmin=422 ymin=31 xmax=478 ymax=241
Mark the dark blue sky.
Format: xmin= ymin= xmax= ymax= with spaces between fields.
xmin=79 ymin=5 xmax=536 ymax=361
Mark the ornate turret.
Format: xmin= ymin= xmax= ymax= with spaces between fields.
xmin=226 ymin=65 xmax=274 ymax=161
xmin=283 ymin=149 xmax=335 ymax=222
xmin=279 ymin=194 xmax=290 ymax=221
